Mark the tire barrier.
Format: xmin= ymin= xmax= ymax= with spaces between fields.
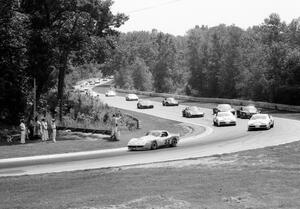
xmin=116 ymin=89 xmax=300 ymax=112
xmin=57 ymin=126 xmax=111 ymax=135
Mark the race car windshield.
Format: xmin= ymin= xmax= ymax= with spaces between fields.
xmin=218 ymin=104 xmax=231 ymax=111
xmin=245 ymin=106 xmax=257 ymax=112
xmin=190 ymin=106 xmax=199 ymax=111
xmin=146 ymin=131 xmax=161 ymax=137
xmin=251 ymin=115 xmax=267 ymax=120
xmin=218 ymin=112 xmax=232 ymax=117
xmin=167 ymin=98 xmax=175 ymax=102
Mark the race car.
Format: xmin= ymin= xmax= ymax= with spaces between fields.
xmin=125 ymin=93 xmax=139 ymax=101
xmin=137 ymin=100 xmax=154 ymax=109
xmin=213 ymin=104 xmax=236 ymax=115
xmin=162 ymin=97 xmax=179 ymax=106
xmin=248 ymin=114 xmax=274 ymax=131
xmin=182 ymin=106 xmax=204 ymax=118
xmin=237 ymin=105 xmax=260 ymax=119
xmin=213 ymin=111 xmax=237 ymax=126
xmin=105 ymin=90 xmax=116 ymax=97
xmin=128 ymin=130 xmax=180 ymax=151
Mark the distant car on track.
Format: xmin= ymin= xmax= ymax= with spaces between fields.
xmin=237 ymin=105 xmax=260 ymax=119
xmin=213 ymin=111 xmax=237 ymax=126
xmin=213 ymin=104 xmax=236 ymax=115
xmin=105 ymin=90 xmax=116 ymax=97
xmin=182 ymin=106 xmax=204 ymax=118
xmin=137 ymin=100 xmax=154 ymax=109
xmin=162 ymin=97 xmax=179 ymax=106
xmin=248 ymin=114 xmax=274 ymax=131
xmin=126 ymin=94 xmax=139 ymax=101
xmin=128 ymin=130 xmax=179 ymax=151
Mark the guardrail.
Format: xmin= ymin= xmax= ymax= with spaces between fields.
xmin=57 ymin=126 xmax=111 ymax=135
xmin=116 ymin=89 xmax=300 ymax=112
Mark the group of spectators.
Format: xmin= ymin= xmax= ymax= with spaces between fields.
xmin=18 ymin=116 xmax=57 ymax=144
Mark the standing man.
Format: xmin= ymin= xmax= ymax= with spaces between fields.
xmin=20 ymin=119 xmax=26 ymax=144
xmin=36 ymin=116 xmax=42 ymax=139
xmin=111 ymin=114 xmax=120 ymax=141
xmin=51 ymin=118 xmax=56 ymax=143
xmin=41 ymin=118 xmax=49 ymax=141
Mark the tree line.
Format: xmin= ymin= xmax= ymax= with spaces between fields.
xmin=109 ymin=14 xmax=300 ymax=106
xmin=0 ymin=0 xmax=127 ymax=124
xmin=1 ymin=4 xmax=300 ymax=126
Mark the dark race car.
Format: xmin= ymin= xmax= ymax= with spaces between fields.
xmin=137 ymin=100 xmax=154 ymax=109
xmin=182 ymin=106 xmax=204 ymax=118
xmin=213 ymin=104 xmax=236 ymax=115
xmin=237 ymin=105 xmax=260 ymax=119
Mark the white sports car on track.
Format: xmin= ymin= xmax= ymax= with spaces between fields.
xmin=128 ymin=130 xmax=180 ymax=151
xmin=248 ymin=114 xmax=274 ymax=131
xmin=213 ymin=111 xmax=237 ymax=126
xmin=105 ymin=90 xmax=116 ymax=97
xmin=125 ymin=93 xmax=139 ymax=101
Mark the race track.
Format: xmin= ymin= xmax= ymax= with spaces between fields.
xmin=0 ymin=81 xmax=300 ymax=177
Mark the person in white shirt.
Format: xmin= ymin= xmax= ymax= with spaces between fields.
xmin=51 ymin=118 xmax=56 ymax=143
xmin=41 ymin=118 xmax=49 ymax=141
xmin=20 ymin=119 xmax=26 ymax=144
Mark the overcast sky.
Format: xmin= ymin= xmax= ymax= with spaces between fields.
xmin=111 ymin=0 xmax=300 ymax=36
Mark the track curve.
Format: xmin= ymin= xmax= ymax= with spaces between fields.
xmin=0 ymin=83 xmax=300 ymax=177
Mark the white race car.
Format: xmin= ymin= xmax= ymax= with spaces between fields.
xmin=213 ymin=111 xmax=237 ymax=126
xmin=125 ymin=93 xmax=139 ymax=101
xmin=248 ymin=114 xmax=274 ymax=131
xmin=128 ymin=130 xmax=180 ymax=151
xmin=105 ymin=90 xmax=116 ymax=97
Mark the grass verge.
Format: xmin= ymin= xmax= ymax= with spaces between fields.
xmin=0 ymin=140 xmax=300 ymax=208
xmin=0 ymin=109 xmax=193 ymax=159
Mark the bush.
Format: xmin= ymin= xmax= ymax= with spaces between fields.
xmin=57 ymin=93 xmax=138 ymax=131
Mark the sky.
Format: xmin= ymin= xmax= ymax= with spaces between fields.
xmin=111 ymin=0 xmax=300 ymax=36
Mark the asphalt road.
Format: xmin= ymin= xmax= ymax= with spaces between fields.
xmin=0 ymin=82 xmax=300 ymax=177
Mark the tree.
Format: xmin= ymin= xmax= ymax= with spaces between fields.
xmin=0 ymin=0 xmax=30 ymax=124
xmin=22 ymin=0 xmax=128 ymax=120
xmin=153 ymin=33 xmax=177 ymax=93
xmin=132 ymin=57 xmax=153 ymax=91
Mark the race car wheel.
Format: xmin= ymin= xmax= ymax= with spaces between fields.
xmin=151 ymin=141 xmax=158 ymax=150
xmin=170 ymin=138 xmax=177 ymax=147
xmin=271 ymin=123 xmax=274 ymax=128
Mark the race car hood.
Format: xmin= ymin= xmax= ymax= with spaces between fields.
xmin=248 ymin=119 xmax=268 ymax=125
xmin=189 ymin=110 xmax=203 ymax=115
xmin=217 ymin=116 xmax=235 ymax=121
xmin=128 ymin=135 xmax=155 ymax=145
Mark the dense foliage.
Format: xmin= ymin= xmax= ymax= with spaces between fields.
xmin=110 ymin=14 xmax=300 ymax=105
xmin=0 ymin=0 xmax=127 ymax=124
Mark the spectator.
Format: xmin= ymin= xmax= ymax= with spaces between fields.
xmin=36 ymin=116 xmax=42 ymax=139
xmin=51 ymin=118 xmax=56 ymax=143
xmin=111 ymin=114 xmax=120 ymax=141
xmin=28 ymin=118 xmax=34 ymax=140
xmin=20 ymin=119 xmax=26 ymax=144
